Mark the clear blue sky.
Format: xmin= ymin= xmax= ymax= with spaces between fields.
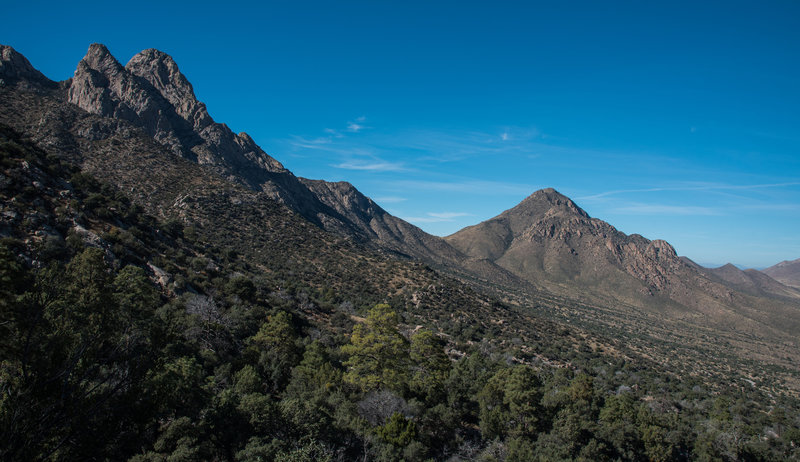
xmin=5 ymin=1 xmax=800 ymax=268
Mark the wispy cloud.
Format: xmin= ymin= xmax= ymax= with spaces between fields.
xmin=323 ymin=128 xmax=344 ymax=138
xmin=347 ymin=116 xmax=368 ymax=133
xmin=579 ymin=182 xmax=800 ymax=201
xmin=388 ymin=179 xmax=535 ymax=195
xmin=293 ymin=117 xmax=369 ymax=145
xmin=288 ymin=135 xmax=334 ymax=149
xmin=333 ymin=161 xmax=407 ymax=172
xmin=395 ymin=127 xmax=544 ymax=163
xmin=613 ymin=204 xmax=721 ymax=216
xmin=401 ymin=211 xmax=473 ymax=223
xmin=347 ymin=122 xmax=365 ymax=132
xmin=374 ymin=196 xmax=407 ymax=203
xmin=287 ymin=125 xmax=549 ymax=169
xmin=428 ymin=212 xmax=471 ymax=219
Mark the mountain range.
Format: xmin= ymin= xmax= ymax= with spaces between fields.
xmin=2 ymin=43 xmax=800 ymax=392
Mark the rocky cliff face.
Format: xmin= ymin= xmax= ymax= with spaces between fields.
xmin=125 ymin=48 xmax=287 ymax=175
xmin=67 ymin=44 xmax=196 ymax=158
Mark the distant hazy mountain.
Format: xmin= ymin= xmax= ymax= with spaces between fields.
xmin=763 ymin=258 xmax=800 ymax=289
xmin=708 ymin=263 xmax=800 ymax=300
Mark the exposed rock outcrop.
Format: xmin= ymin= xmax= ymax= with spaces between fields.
xmin=66 ymin=44 xmax=285 ymax=178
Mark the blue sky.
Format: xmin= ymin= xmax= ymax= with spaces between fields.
xmin=5 ymin=1 xmax=800 ymax=268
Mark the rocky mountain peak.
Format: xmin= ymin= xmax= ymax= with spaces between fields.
xmin=126 ymin=48 xmax=211 ymax=130
xmin=64 ymin=44 xmax=290 ymax=181
xmin=0 ymin=45 xmax=52 ymax=87
xmin=68 ymin=43 xmax=189 ymax=153
xmin=126 ymin=48 xmax=191 ymax=98
xmin=81 ymin=43 xmax=123 ymax=75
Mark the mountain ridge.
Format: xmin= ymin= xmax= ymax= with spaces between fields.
xmin=3 ymin=42 xmax=800 ymax=392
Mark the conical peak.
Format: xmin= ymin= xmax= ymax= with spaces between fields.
xmin=513 ymin=188 xmax=589 ymax=219
xmin=528 ymin=187 xmax=566 ymax=203
xmin=87 ymin=43 xmax=111 ymax=57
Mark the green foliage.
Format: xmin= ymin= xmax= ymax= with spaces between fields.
xmin=273 ymin=439 xmax=333 ymax=462
xmin=479 ymin=365 xmax=543 ymax=440
xmin=226 ymin=275 xmax=257 ymax=302
xmin=247 ymin=311 xmax=301 ymax=391
xmin=341 ymin=304 xmax=409 ymax=392
xmin=376 ymin=412 xmax=418 ymax=447
xmin=409 ymin=329 xmax=450 ymax=401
